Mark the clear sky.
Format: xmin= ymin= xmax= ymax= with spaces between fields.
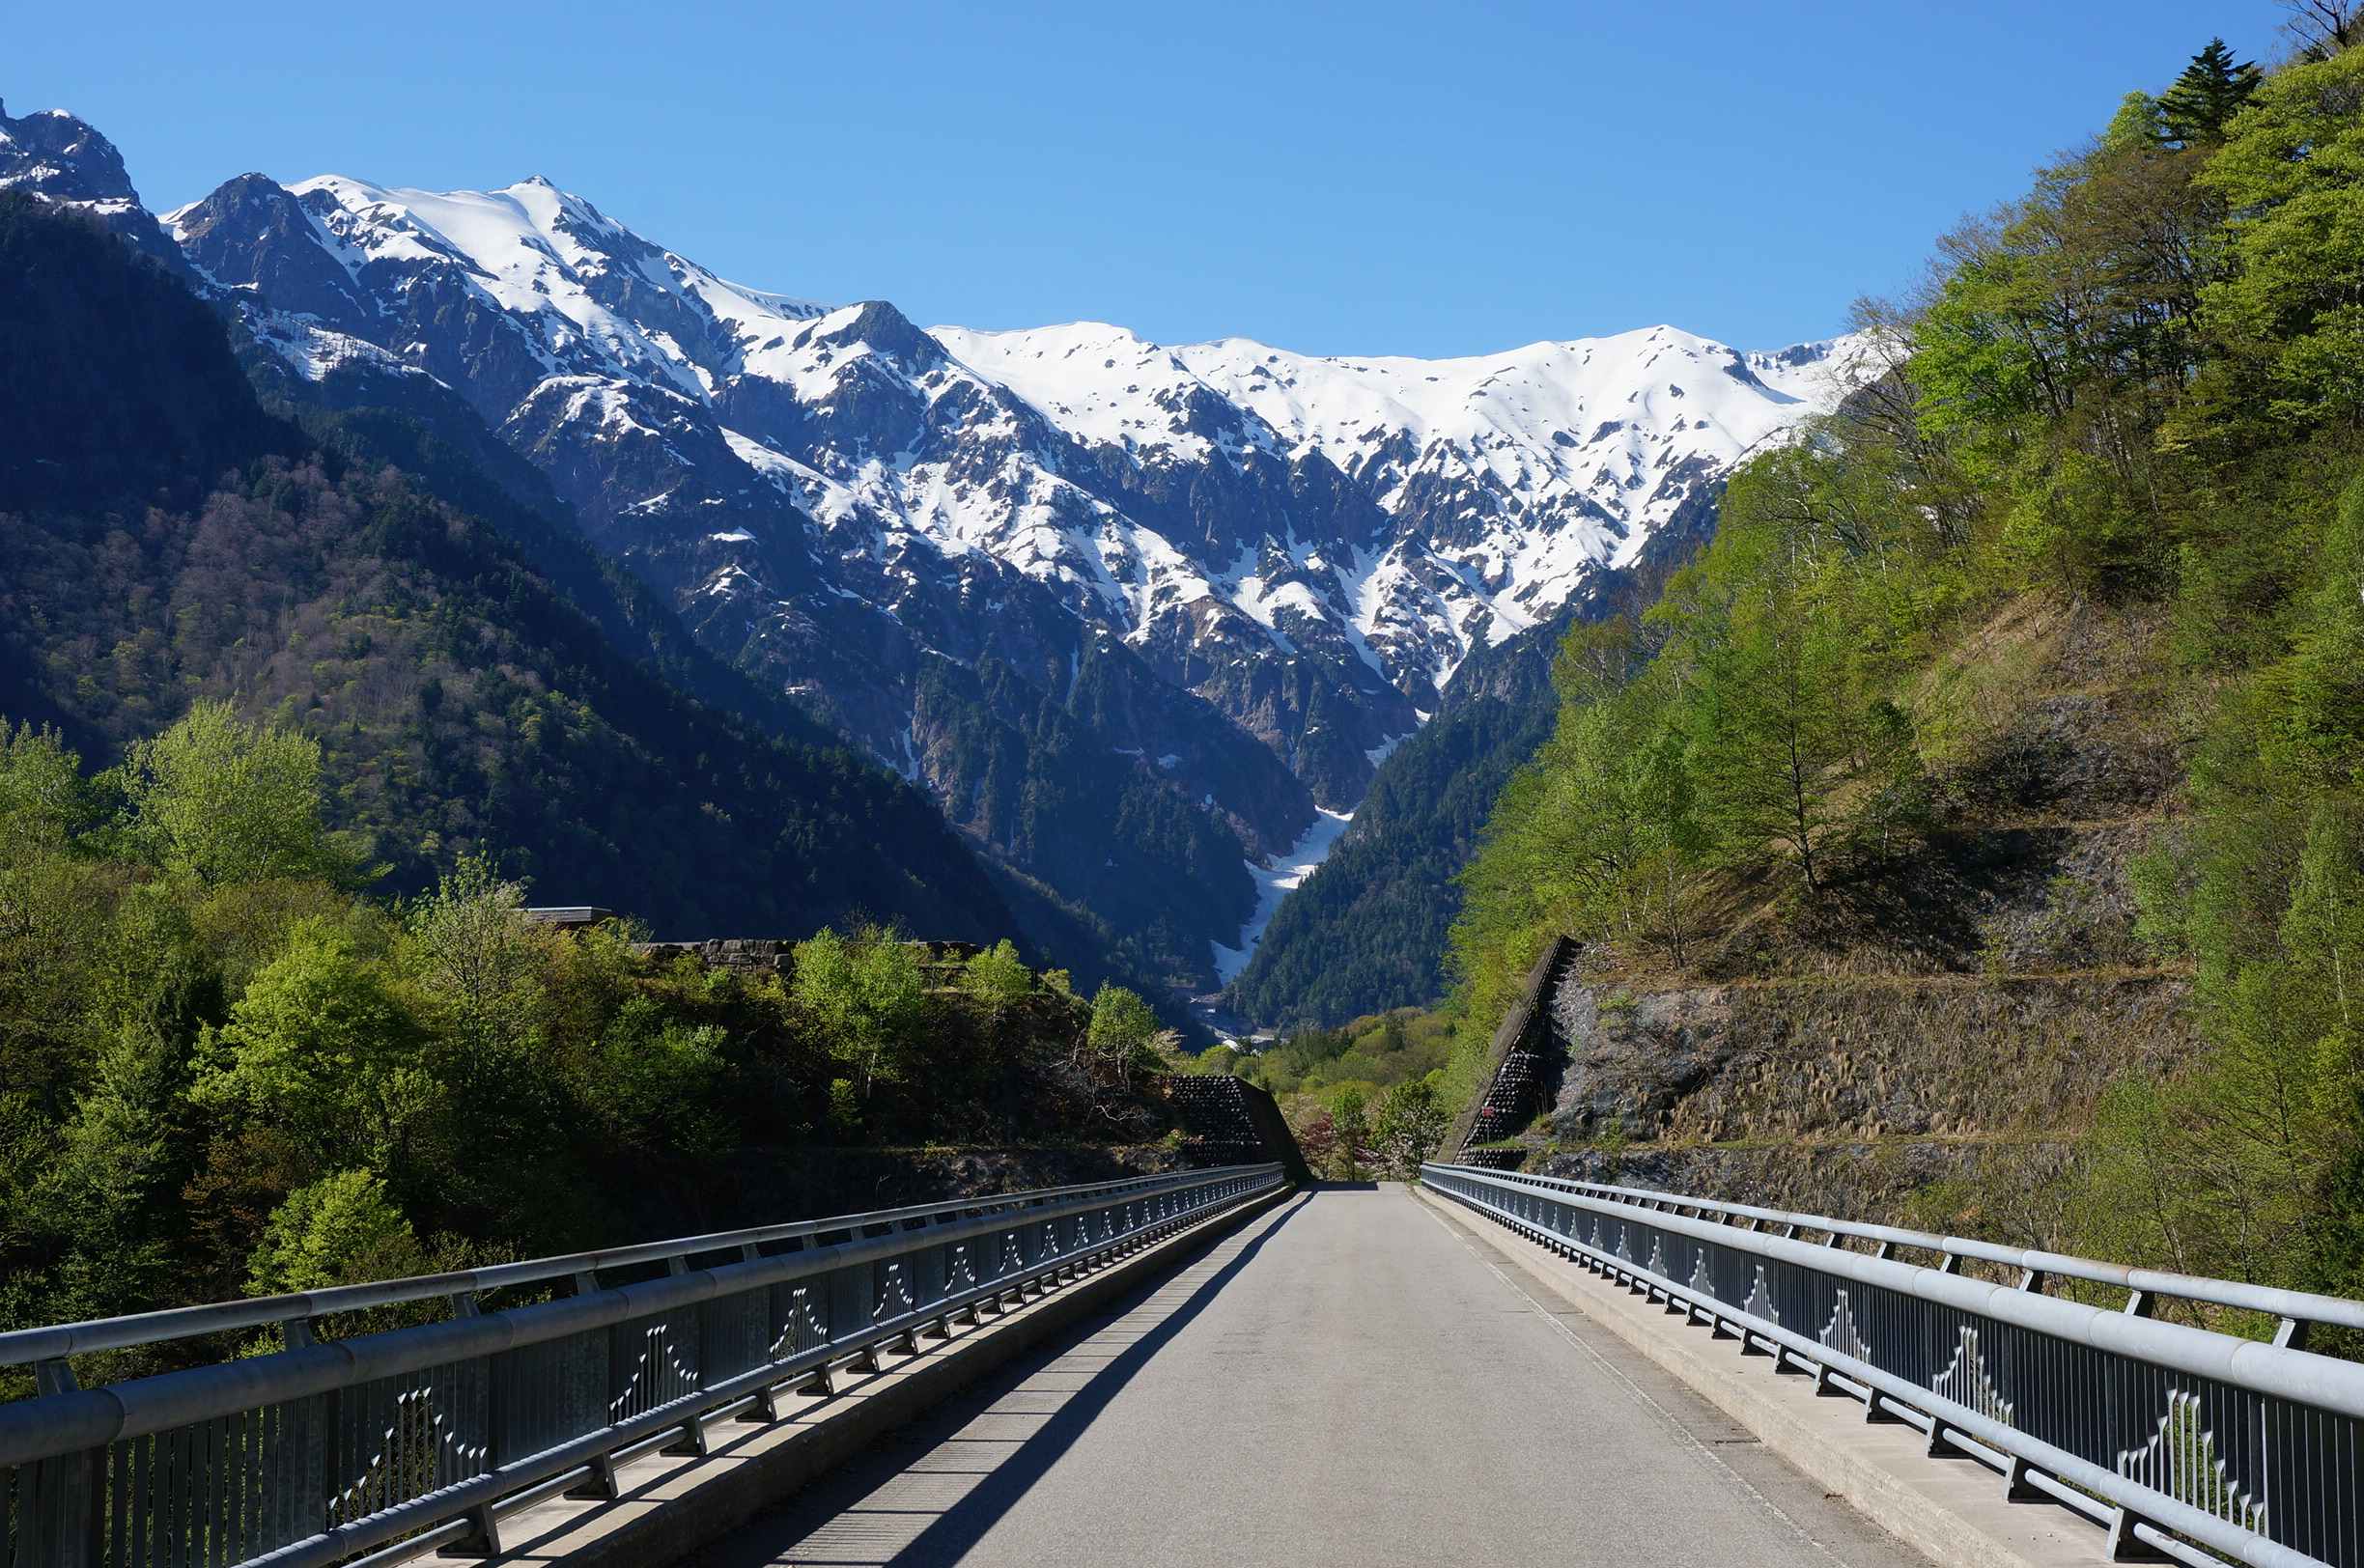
xmin=8 ymin=1 xmax=2291 ymax=357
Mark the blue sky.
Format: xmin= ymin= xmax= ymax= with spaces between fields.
xmin=10 ymin=1 xmax=2289 ymax=356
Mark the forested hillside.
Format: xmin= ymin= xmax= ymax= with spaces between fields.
xmin=0 ymin=191 xmax=1016 ymax=944
xmin=1229 ymin=478 xmax=1733 ymax=1030
xmin=0 ymin=699 xmax=1186 ymax=1396
xmin=1448 ymin=30 xmax=2364 ymax=1303
xmin=1224 ymin=619 xmax=1566 ymax=1028
xmin=0 ymin=190 xmax=1252 ymax=1385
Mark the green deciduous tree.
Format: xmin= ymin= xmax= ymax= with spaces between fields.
xmin=791 ymin=925 xmax=926 ymax=1100
xmin=245 ymin=1169 xmax=425 ymax=1298
xmin=1084 ymin=983 xmax=1163 ymax=1076
xmin=1691 ymin=583 xmax=1857 ymax=894
xmin=403 ymin=854 xmax=553 ymax=1058
xmin=190 ymin=920 xmax=439 ymax=1172
xmin=960 ymin=938 xmax=1035 ymax=1020
xmin=1373 ymin=1077 xmax=1448 ymax=1178
xmin=0 ymin=721 xmax=94 ymax=862
xmin=2190 ymin=46 xmax=2364 ymax=427
xmin=586 ymin=996 xmax=732 ymax=1159
xmin=118 ymin=702 xmax=367 ymax=889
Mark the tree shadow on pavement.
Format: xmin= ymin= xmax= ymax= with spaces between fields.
xmin=696 ymin=1190 xmax=1312 ymax=1566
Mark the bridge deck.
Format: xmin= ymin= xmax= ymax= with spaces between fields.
xmin=688 ymin=1187 xmax=1924 ymax=1567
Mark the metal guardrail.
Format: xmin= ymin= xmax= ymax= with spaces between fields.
xmin=1533 ymin=1172 xmax=2364 ymax=1346
xmin=0 ymin=1163 xmax=1283 ymax=1568
xmin=1424 ymin=1162 xmax=2363 ymax=1568
xmin=0 ymin=1167 xmax=1242 ymax=1374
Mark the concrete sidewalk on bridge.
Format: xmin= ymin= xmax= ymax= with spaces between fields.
xmin=686 ymin=1185 xmax=1929 ymax=1568
xmin=1413 ymin=1183 xmax=2100 ymax=1568
xmin=401 ymin=1181 xmax=1294 ymax=1568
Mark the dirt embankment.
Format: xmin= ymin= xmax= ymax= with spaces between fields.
xmin=1476 ymin=597 xmax=2201 ymax=1233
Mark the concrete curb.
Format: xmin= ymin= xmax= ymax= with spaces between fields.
xmin=434 ymin=1185 xmax=1295 ymax=1568
xmin=1414 ymin=1184 xmax=2095 ymax=1568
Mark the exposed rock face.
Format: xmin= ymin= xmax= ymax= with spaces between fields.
xmin=0 ymin=101 xmax=188 ymax=272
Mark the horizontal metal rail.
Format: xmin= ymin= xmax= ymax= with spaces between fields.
xmin=0 ymin=1163 xmax=1283 ymax=1568
xmin=0 ymin=1166 xmax=1231 ymax=1372
xmin=1517 ymin=1171 xmax=2364 ymax=1344
xmin=1424 ymin=1162 xmax=2362 ymax=1568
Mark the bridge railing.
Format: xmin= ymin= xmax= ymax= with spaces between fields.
xmin=1423 ymin=1162 xmax=2363 ymax=1568
xmin=1522 ymin=1171 xmax=2364 ymax=1346
xmin=0 ymin=1163 xmax=1283 ymax=1568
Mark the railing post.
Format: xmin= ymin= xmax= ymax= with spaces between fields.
xmin=23 ymin=1445 xmax=101 ymax=1568
xmin=2103 ymin=1504 xmax=2160 ymax=1562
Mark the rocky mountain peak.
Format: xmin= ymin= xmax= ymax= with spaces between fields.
xmin=804 ymin=298 xmax=946 ymax=371
xmin=0 ymin=102 xmax=186 ymax=271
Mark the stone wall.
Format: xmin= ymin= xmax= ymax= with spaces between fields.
xmin=1543 ymin=973 xmax=2192 ymax=1145
xmin=633 ymin=938 xmax=984 ymax=977
xmin=1440 ymin=937 xmax=1575 ymax=1161
xmin=1163 ymin=1075 xmax=1312 ymax=1184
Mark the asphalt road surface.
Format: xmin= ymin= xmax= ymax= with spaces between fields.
xmin=692 ymin=1186 xmax=1926 ymax=1567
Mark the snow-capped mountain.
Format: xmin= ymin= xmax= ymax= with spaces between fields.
xmin=15 ymin=104 xmax=1869 ymax=992
xmin=0 ymin=98 xmax=186 ymax=270
xmin=939 ymin=321 xmax=1866 ymax=696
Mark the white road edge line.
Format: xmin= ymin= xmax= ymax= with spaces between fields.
xmin=1415 ymin=1190 xmax=1861 ymax=1568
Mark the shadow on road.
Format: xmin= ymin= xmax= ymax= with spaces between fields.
xmin=693 ymin=1189 xmax=1312 ymax=1566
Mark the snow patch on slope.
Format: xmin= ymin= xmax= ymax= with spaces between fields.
xmin=1210 ymin=807 xmax=1355 ymax=985
xmin=285 ymin=174 xmax=826 ymax=395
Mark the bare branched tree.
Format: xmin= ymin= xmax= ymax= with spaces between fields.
xmin=2280 ymin=0 xmax=2359 ymax=57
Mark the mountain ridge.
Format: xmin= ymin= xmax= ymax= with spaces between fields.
xmin=6 ymin=100 xmax=1867 ymax=1000
xmin=0 ymin=186 xmax=1025 ymax=952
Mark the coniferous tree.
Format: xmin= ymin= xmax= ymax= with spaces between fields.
xmin=2154 ymin=38 xmax=2264 ymax=148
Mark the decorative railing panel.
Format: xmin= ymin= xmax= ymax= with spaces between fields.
xmin=1423 ymin=1162 xmax=2364 ymax=1568
xmin=0 ymin=1163 xmax=1281 ymax=1568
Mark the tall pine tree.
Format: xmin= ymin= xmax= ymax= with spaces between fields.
xmin=2154 ymin=38 xmax=2264 ymax=147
